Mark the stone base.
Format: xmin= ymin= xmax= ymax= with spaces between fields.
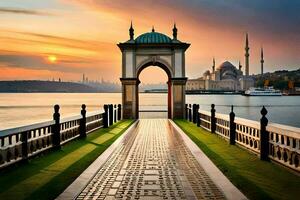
xmin=121 ymin=78 xmax=187 ymax=119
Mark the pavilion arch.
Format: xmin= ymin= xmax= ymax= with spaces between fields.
xmin=118 ymin=24 xmax=190 ymax=119
xmin=136 ymin=59 xmax=173 ymax=78
xmin=137 ymin=61 xmax=173 ymax=118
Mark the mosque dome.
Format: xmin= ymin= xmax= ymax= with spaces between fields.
xmin=217 ymin=61 xmax=239 ymax=80
xmin=217 ymin=61 xmax=236 ymax=70
xmin=135 ymin=30 xmax=172 ymax=44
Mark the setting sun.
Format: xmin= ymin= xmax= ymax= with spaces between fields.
xmin=48 ymin=55 xmax=57 ymax=63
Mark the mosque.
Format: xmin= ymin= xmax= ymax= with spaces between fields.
xmin=186 ymin=34 xmax=257 ymax=91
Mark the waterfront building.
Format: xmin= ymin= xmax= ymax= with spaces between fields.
xmin=186 ymin=34 xmax=255 ymax=91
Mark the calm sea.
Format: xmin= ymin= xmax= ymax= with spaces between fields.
xmin=0 ymin=93 xmax=299 ymax=130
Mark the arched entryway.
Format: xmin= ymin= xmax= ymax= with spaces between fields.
xmin=137 ymin=63 xmax=172 ymax=119
xmin=118 ymin=23 xmax=190 ymax=119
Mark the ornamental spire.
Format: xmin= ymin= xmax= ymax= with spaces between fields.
xmin=173 ymin=23 xmax=177 ymax=40
xmin=129 ymin=21 xmax=134 ymax=40
xmin=152 ymin=26 xmax=155 ymax=32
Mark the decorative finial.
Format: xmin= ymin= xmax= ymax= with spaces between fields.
xmin=261 ymin=106 xmax=268 ymax=116
xmin=152 ymin=26 xmax=155 ymax=32
xmin=129 ymin=21 xmax=134 ymax=40
xmin=173 ymin=23 xmax=177 ymax=40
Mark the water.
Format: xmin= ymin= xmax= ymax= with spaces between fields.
xmin=187 ymin=95 xmax=300 ymax=128
xmin=0 ymin=93 xmax=299 ymax=130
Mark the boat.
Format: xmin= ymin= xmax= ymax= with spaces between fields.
xmin=244 ymin=87 xmax=282 ymax=96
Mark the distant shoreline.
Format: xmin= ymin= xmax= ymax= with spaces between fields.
xmin=0 ymin=80 xmax=120 ymax=93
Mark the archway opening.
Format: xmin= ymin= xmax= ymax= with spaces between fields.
xmin=138 ymin=65 xmax=171 ymax=118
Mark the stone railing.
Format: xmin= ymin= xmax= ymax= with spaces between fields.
xmin=185 ymin=104 xmax=300 ymax=173
xmin=0 ymin=104 xmax=121 ymax=169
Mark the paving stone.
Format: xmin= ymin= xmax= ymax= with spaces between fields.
xmin=76 ymin=119 xmax=225 ymax=199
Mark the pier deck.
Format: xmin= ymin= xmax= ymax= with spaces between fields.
xmin=60 ymin=119 xmax=245 ymax=199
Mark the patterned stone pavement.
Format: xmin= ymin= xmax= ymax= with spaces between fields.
xmin=76 ymin=119 xmax=225 ymax=200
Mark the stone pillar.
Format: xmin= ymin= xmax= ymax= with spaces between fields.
xmin=103 ymin=104 xmax=109 ymax=128
xmin=109 ymin=104 xmax=113 ymax=126
xmin=21 ymin=131 xmax=28 ymax=160
xmin=80 ymin=104 xmax=87 ymax=138
xmin=260 ymin=106 xmax=269 ymax=161
xmin=192 ymin=104 xmax=197 ymax=123
xmin=185 ymin=104 xmax=188 ymax=120
xmin=170 ymin=78 xmax=187 ymax=119
xmin=117 ymin=104 xmax=122 ymax=121
xmin=120 ymin=78 xmax=139 ymax=119
xmin=52 ymin=104 xmax=61 ymax=149
xmin=229 ymin=105 xmax=236 ymax=145
xmin=114 ymin=104 xmax=117 ymax=123
xmin=210 ymin=104 xmax=216 ymax=133
xmin=188 ymin=104 xmax=192 ymax=122
xmin=196 ymin=104 xmax=200 ymax=127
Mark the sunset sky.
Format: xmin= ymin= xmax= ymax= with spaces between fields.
xmin=0 ymin=0 xmax=299 ymax=83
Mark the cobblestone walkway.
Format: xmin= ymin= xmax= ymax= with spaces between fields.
xmin=77 ymin=119 xmax=225 ymax=200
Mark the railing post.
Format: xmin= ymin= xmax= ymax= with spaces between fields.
xmin=192 ymin=104 xmax=197 ymax=123
xmin=103 ymin=104 xmax=109 ymax=128
xmin=21 ymin=131 xmax=28 ymax=161
xmin=114 ymin=104 xmax=117 ymax=123
xmin=117 ymin=104 xmax=122 ymax=121
xmin=109 ymin=104 xmax=113 ymax=126
xmin=188 ymin=104 xmax=192 ymax=122
xmin=229 ymin=105 xmax=236 ymax=145
xmin=196 ymin=104 xmax=200 ymax=127
xmin=185 ymin=104 xmax=188 ymax=120
xmin=260 ymin=106 xmax=269 ymax=161
xmin=52 ymin=104 xmax=61 ymax=149
xmin=211 ymin=104 xmax=216 ymax=133
xmin=80 ymin=104 xmax=87 ymax=138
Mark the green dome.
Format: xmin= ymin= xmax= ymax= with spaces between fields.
xmin=135 ymin=31 xmax=172 ymax=44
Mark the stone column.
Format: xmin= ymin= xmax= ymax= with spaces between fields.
xmin=120 ymin=78 xmax=139 ymax=119
xmin=52 ymin=104 xmax=61 ymax=149
xmin=210 ymin=104 xmax=216 ymax=133
xmin=170 ymin=78 xmax=187 ymax=119
xmin=80 ymin=104 xmax=87 ymax=138
xmin=260 ymin=106 xmax=269 ymax=161
xmin=229 ymin=105 xmax=236 ymax=145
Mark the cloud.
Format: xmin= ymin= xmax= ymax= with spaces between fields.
xmin=70 ymin=0 xmax=300 ymax=38
xmin=1 ymin=29 xmax=114 ymax=52
xmin=0 ymin=7 xmax=52 ymax=16
xmin=0 ymin=53 xmax=97 ymax=73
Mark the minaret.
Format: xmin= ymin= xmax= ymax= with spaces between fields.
xmin=173 ymin=23 xmax=177 ymax=40
xmin=245 ymin=33 xmax=250 ymax=76
xmin=212 ymin=57 xmax=215 ymax=72
xmin=261 ymin=47 xmax=264 ymax=76
xmin=129 ymin=21 xmax=134 ymax=40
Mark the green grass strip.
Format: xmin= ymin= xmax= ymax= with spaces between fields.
xmin=174 ymin=119 xmax=300 ymax=200
xmin=0 ymin=120 xmax=133 ymax=200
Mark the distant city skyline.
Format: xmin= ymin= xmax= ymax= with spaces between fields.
xmin=0 ymin=0 xmax=299 ymax=83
